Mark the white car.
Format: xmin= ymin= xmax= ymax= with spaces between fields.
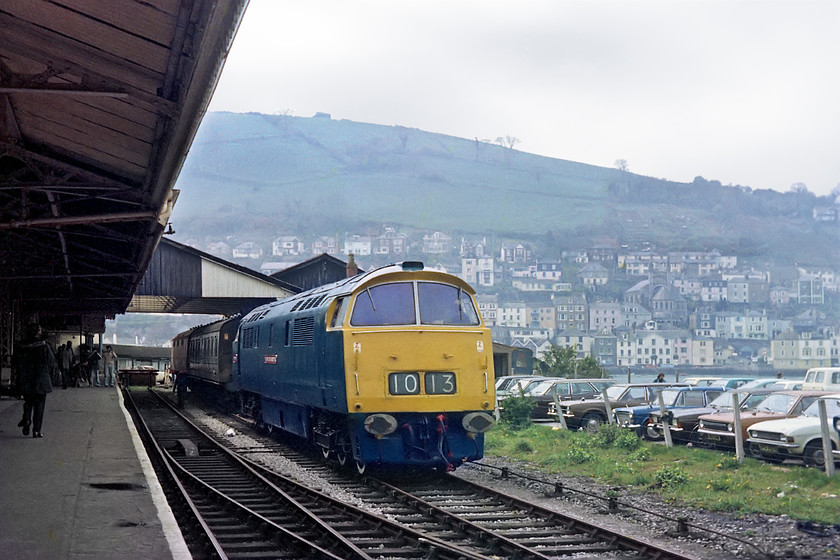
xmin=746 ymin=394 xmax=840 ymax=468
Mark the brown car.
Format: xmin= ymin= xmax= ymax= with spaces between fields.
xmin=697 ymin=391 xmax=829 ymax=450
xmin=557 ymin=382 xmax=688 ymax=432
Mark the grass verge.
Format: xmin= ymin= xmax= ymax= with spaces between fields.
xmin=483 ymin=423 xmax=840 ymax=525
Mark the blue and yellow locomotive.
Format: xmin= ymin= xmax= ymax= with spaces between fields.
xmin=173 ymin=262 xmax=496 ymax=472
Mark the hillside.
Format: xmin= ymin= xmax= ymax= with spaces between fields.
xmin=171 ymin=112 xmax=839 ymax=265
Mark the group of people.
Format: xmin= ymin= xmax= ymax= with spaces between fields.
xmin=12 ymin=322 xmax=118 ymax=438
xmin=51 ymin=340 xmax=118 ymax=389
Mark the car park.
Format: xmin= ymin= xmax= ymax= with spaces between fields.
xmin=746 ymin=394 xmax=840 ymax=467
xmin=649 ymin=389 xmax=775 ymax=444
xmin=519 ymin=378 xmax=615 ymax=420
xmin=613 ymin=386 xmax=724 ymax=439
xmin=697 ymin=391 xmax=828 ymax=451
xmin=556 ymin=382 xmax=688 ymax=432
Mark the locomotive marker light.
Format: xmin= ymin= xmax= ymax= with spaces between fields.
xmin=462 ymin=412 xmax=495 ymax=434
xmin=364 ymin=414 xmax=399 ymax=437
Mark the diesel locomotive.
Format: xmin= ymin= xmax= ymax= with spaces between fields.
xmin=171 ymin=261 xmax=496 ymax=472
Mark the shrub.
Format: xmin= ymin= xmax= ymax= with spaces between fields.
xmin=566 ymin=445 xmax=595 ymax=463
xmin=716 ymin=456 xmax=741 ymax=470
xmin=630 ymin=447 xmax=651 ymax=462
xmin=499 ymin=395 xmax=535 ymax=430
xmin=614 ymin=430 xmax=642 ymax=450
xmin=593 ymin=423 xmax=621 ymax=448
xmin=654 ymin=464 xmax=689 ymax=487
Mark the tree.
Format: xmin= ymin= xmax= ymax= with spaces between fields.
xmin=535 ymin=345 xmax=577 ymax=377
xmin=789 ymin=182 xmax=808 ymax=194
xmin=535 ymin=344 xmax=609 ymax=378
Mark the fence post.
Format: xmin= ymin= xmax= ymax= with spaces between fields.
xmin=818 ymin=400 xmax=836 ymax=477
xmin=553 ymin=389 xmax=568 ymax=430
xmin=602 ymin=388 xmax=615 ymax=425
xmin=627 ymin=366 xmax=631 ymax=383
xmin=657 ymin=389 xmax=673 ymax=447
xmin=732 ymin=392 xmax=744 ymax=463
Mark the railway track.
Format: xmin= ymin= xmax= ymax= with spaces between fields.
xmin=126 ymin=388 xmax=487 ymax=560
xmin=139 ymin=388 xmax=700 ymax=560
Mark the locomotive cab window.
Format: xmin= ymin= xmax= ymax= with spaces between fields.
xmin=418 ymin=282 xmax=479 ymax=325
xmin=351 ymin=282 xmax=415 ymax=326
xmin=329 ymin=297 xmax=348 ymax=328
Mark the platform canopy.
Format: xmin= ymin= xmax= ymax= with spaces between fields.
xmin=0 ymin=0 xmax=248 ymax=325
xmin=128 ymin=238 xmax=298 ymax=317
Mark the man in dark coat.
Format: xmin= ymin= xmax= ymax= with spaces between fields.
xmin=14 ymin=323 xmax=57 ymax=438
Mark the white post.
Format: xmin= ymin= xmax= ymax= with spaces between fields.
xmin=553 ymin=390 xmax=568 ymax=430
xmin=602 ymin=388 xmax=615 ymax=425
xmin=732 ymin=392 xmax=744 ymax=463
xmin=494 ymin=396 xmax=500 ymax=422
xmin=657 ymin=389 xmax=673 ymax=447
xmin=818 ymin=400 xmax=836 ymax=477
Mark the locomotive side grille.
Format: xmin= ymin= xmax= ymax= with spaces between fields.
xmin=293 ymin=317 xmax=315 ymax=346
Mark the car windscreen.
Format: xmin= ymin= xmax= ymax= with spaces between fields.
xmin=525 ymin=380 xmax=556 ymax=395
xmin=802 ymin=398 xmax=840 ymax=418
xmin=605 ymin=386 xmax=625 ymax=400
xmin=754 ymin=393 xmax=797 ymax=414
xmin=418 ymin=282 xmax=480 ymax=325
xmin=659 ymin=389 xmax=681 ymax=405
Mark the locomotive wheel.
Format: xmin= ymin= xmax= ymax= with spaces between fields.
xmin=355 ymin=460 xmax=366 ymax=475
xmin=336 ymin=451 xmax=347 ymax=466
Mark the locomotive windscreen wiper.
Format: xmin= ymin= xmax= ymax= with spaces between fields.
xmin=457 ymin=287 xmax=463 ymax=319
xmin=365 ymin=287 xmax=376 ymax=311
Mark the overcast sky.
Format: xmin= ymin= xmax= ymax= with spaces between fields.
xmin=207 ymin=0 xmax=840 ymax=196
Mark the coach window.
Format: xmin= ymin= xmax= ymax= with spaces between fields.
xmin=268 ymin=323 xmax=274 ymax=347
xmin=350 ymin=282 xmax=415 ymax=326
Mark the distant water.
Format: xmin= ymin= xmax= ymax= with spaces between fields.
xmin=605 ymin=365 xmax=805 ymax=385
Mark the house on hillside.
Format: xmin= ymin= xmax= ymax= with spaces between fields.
xmin=312 ymin=236 xmax=339 ymax=255
xmin=206 ymin=241 xmax=232 ymax=258
xmin=272 ymin=236 xmax=305 ymax=257
xmin=232 ymin=241 xmax=263 ymax=259
xmin=343 ymin=235 xmax=372 ymax=256
xmin=374 ymin=227 xmax=408 ymax=256
xmin=421 ymin=231 xmax=451 ymax=254
xmin=579 ymin=263 xmax=609 ymax=288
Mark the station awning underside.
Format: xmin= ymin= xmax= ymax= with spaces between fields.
xmin=0 ymin=0 xmax=248 ymax=322
xmin=128 ymin=238 xmax=298 ymax=316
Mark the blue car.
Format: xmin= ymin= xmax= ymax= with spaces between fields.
xmin=613 ymin=386 xmax=725 ymax=440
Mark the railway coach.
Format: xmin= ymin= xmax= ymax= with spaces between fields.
xmin=174 ymin=261 xmax=496 ymax=473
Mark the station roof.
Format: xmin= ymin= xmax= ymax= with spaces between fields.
xmin=0 ymin=1 xmax=248 ymax=323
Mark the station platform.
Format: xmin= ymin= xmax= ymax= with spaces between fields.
xmin=0 ymin=385 xmax=190 ymax=559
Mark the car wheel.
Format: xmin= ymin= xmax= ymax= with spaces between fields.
xmin=582 ymin=412 xmax=604 ymax=433
xmin=804 ymin=441 xmax=831 ymax=468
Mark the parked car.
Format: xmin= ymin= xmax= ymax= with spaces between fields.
xmin=801 ymin=367 xmax=840 ymax=392
xmin=556 ymin=383 xmax=688 ymax=432
xmin=697 ymin=391 xmax=829 ymax=451
xmin=649 ymin=389 xmax=775 ymax=444
xmin=683 ymin=376 xmax=724 ymax=387
xmin=746 ymin=394 xmax=840 ymax=467
xmin=768 ymin=380 xmax=803 ymax=391
xmin=718 ymin=378 xmax=755 ymax=390
xmin=613 ymin=386 xmax=724 ymax=439
xmin=738 ymin=378 xmax=784 ymax=390
xmin=518 ymin=378 xmax=615 ymax=420
xmin=495 ymin=375 xmax=545 ymax=398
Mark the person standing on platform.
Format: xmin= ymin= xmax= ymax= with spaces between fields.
xmin=56 ymin=341 xmax=74 ymax=389
xmin=88 ymin=345 xmax=102 ymax=387
xmin=13 ymin=323 xmax=57 ymax=438
xmin=102 ymin=345 xmax=118 ymax=387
